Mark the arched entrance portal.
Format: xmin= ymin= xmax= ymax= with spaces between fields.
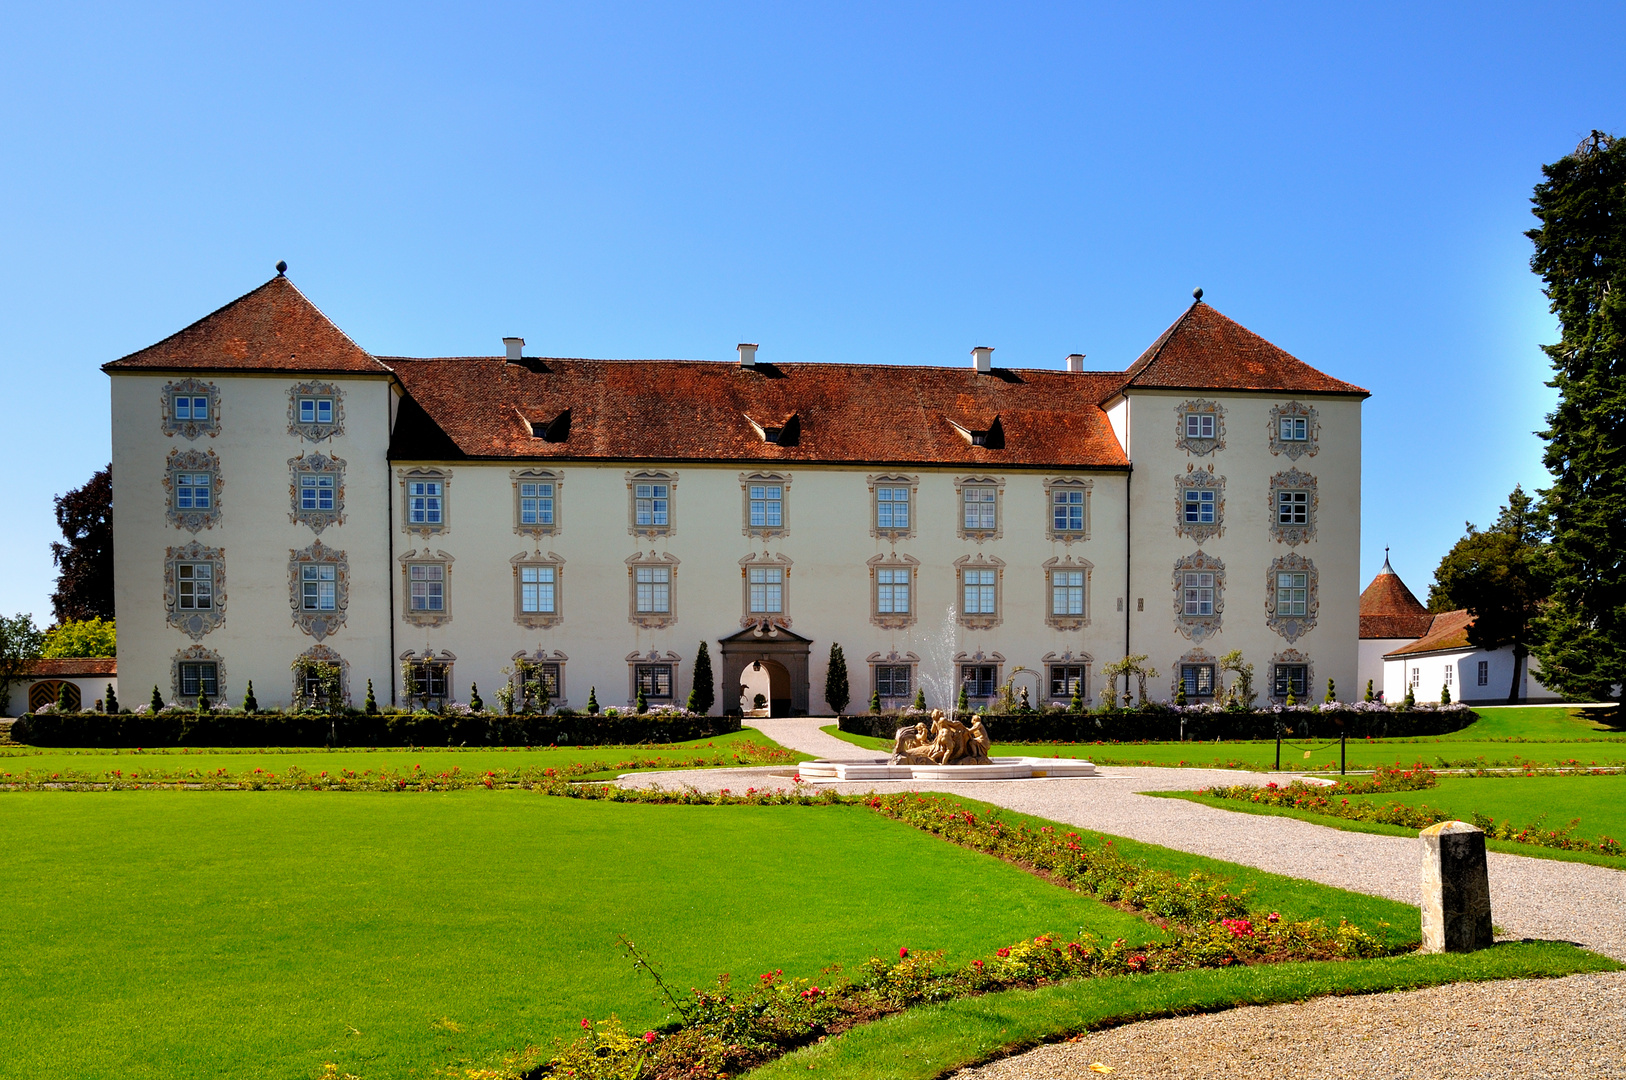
xmin=718 ymin=628 xmax=813 ymax=717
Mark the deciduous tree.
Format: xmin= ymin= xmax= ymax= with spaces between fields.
xmin=49 ymin=467 xmax=114 ymax=623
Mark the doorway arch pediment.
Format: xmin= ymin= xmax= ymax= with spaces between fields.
xmin=717 ymin=628 xmax=813 ymax=717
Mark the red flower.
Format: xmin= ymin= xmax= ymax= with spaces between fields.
xmin=899 ymin=946 xmax=908 ymax=958
xmin=581 ymin=1018 xmax=591 ymax=1029
xmin=1267 ymin=912 xmax=1280 ymax=923
xmin=643 ymin=1031 xmax=657 ymax=1044
xmin=996 ymin=947 xmax=1011 ymax=958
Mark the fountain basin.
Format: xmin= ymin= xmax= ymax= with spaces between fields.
xmin=797 ymin=756 xmax=1097 ymax=782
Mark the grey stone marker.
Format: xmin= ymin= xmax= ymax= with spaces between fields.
xmin=1419 ymin=820 xmax=1493 ymax=953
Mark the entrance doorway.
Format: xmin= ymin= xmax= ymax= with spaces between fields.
xmin=718 ymin=628 xmax=813 ymax=717
xmin=738 ymin=658 xmax=789 ymax=717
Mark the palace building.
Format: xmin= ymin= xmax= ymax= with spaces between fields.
xmin=106 ymin=271 xmax=1367 ymax=714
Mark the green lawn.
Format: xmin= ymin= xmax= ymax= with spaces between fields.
xmin=0 ymin=792 xmax=1155 ymax=1080
xmin=823 ymin=706 xmax=1626 ymax=771
xmin=0 ymin=727 xmax=807 ymax=783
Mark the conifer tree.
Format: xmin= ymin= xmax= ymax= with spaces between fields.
xmin=690 ymin=641 xmax=715 ymax=715
xmin=363 ymin=679 xmax=376 ymax=715
xmin=869 ymin=689 xmax=880 ymax=714
xmin=243 ymin=680 xmax=258 ymax=714
xmin=1365 ymin=679 xmax=1375 ymax=703
xmin=1442 ymin=683 xmax=1452 ymax=705
xmin=1069 ymin=689 xmax=1084 ymax=714
xmin=469 ymin=682 xmax=484 ymax=713
xmin=1325 ymin=678 xmax=1336 ymax=704
xmin=105 ymin=683 xmax=118 ymax=713
xmin=1528 ymin=131 xmax=1626 ymax=714
xmin=150 ymin=685 xmax=164 ymax=712
xmin=57 ymin=681 xmax=74 ymax=712
xmin=956 ymin=684 xmax=968 ymax=714
xmin=824 ymin=643 xmax=850 ymax=715
xmin=636 ymin=687 xmax=648 ymax=715
xmin=586 ymin=686 xmax=600 ymax=716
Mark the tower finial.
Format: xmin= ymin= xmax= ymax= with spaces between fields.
xmin=1382 ymin=546 xmax=1394 ymax=573
xmin=1191 ymin=286 xmax=1203 ymax=303
xmin=276 ymin=260 xmax=287 ymax=276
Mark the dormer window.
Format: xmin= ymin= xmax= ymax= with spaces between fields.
xmin=950 ymin=416 xmax=1004 ymax=449
xmin=529 ymin=409 xmax=571 ymax=442
xmin=762 ymin=427 xmax=783 ymax=443
xmin=747 ymin=414 xmax=799 ymax=446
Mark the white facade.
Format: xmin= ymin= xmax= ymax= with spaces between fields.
xmin=1383 ymin=647 xmax=1559 ymax=706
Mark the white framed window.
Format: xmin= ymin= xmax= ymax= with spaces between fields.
xmin=175 ymin=472 xmax=211 ymax=511
xmin=1444 ymin=666 xmax=1454 ymax=686
xmin=1051 ymin=570 xmax=1085 ymax=616
xmin=636 ymin=565 xmax=671 ymax=613
xmin=1185 ymin=412 xmax=1215 ymax=439
xmin=1182 ymin=571 xmax=1215 ymax=616
xmin=748 ymin=484 xmax=782 ymax=529
xmin=1275 ymin=571 xmax=1308 ymax=617
xmin=636 ymin=483 xmax=668 ymax=527
xmin=963 ymin=486 xmax=997 ymax=532
xmin=176 ymin=563 xmax=213 ymax=610
xmin=877 ymin=567 xmax=910 ymax=614
xmin=178 ymin=661 xmax=219 ymax=698
xmin=1184 ymin=488 xmax=1216 ymax=525
xmin=302 ymin=564 xmax=338 ymax=611
xmin=748 ymin=566 xmax=783 ymax=613
xmin=409 ymin=480 xmax=443 ymax=526
xmin=520 ymin=565 xmax=555 ymax=614
xmin=1277 ymin=489 xmax=1309 ymax=526
xmin=877 ymin=485 xmax=910 ymax=531
xmin=173 ymin=394 xmax=209 ymax=422
xmin=1411 ymin=667 xmax=1420 ymax=688
xmin=519 ymin=481 xmax=554 ymax=527
xmin=963 ymin=568 xmax=996 ymax=615
xmin=409 ymin=563 xmax=445 ymax=612
xmin=1053 ymin=488 xmax=1085 ymax=532
xmin=300 ymin=473 xmax=336 ymax=512
xmin=1279 ymin=415 xmax=1308 ymax=441
xmin=1477 ymin=660 xmax=1489 ymax=687
xmin=298 ymin=396 xmax=335 ymax=426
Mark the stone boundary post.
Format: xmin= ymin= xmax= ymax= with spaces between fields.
xmin=1419 ymin=820 xmax=1493 ymax=953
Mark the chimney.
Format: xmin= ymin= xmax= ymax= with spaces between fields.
xmin=738 ymin=343 xmax=758 ymax=368
xmin=503 ymin=337 xmax=525 ymax=361
xmin=971 ymin=346 xmax=994 ymax=373
xmin=1066 ymin=353 xmax=1086 ymax=373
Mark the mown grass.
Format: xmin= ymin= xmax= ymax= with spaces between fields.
xmin=823 ymin=706 xmax=1626 ymax=772
xmin=751 ymin=943 xmax=1620 ymax=1080
xmin=0 ymin=727 xmax=808 ymax=782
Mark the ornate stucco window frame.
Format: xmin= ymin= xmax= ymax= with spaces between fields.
xmin=287 ymin=381 xmax=345 ymax=442
xmin=511 ymin=550 xmax=565 ymax=629
xmin=867 ymin=552 xmax=920 ymax=630
xmin=400 ymin=548 xmax=454 ymax=628
xmin=955 ymin=553 xmax=1005 ymax=629
xmin=1172 ymin=648 xmax=1219 ymax=700
xmin=1266 ymin=551 xmax=1319 ymax=643
xmin=162 ymin=378 xmax=220 ymax=440
xmin=1174 ymin=464 xmax=1225 ymax=544
xmin=739 ymin=551 xmax=793 ymax=631
xmin=1269 ymin=468 xmax=1318 ymax=546
xmin=511 ymin=648 xmax=569 ymax=709
xmin=1041 ymin=650 xmax=1093 ymax=706
xmin=512 ymin=468 xmax=562 ymax=539
xmin=165 ymin=540 xmax=226 ymax=640
xmin=1042 ymin=554 xmax=1092 ymax=630
xmin=1044 ymin=477 xmax=1092 ymax=542
xmin=291 ymin=643 xmax=351 ymax=708
xmin=868 ymin=473 xmax=919 ymax=543
xmin=1172 ymin=550 xmax=1225 ymax=643
xmin=627 ymin=469 xmax=677 ymax=539
xmin=626 ymin=649 xmax=682 ymax=706
xmin=1175 ymin=399 xmax=1225 ymax=456
xmin=1268 ymin=400 xmax=1320 ymax=460
xmin=955 ymin=475 xmax=1005 ymax=543
xmin=399 ymin=466 xmax=450 ymax=538
xmin=866 ymin=649 xmax=920 ymax=709
xmin=627 ymin=551 xmax=679 ymax=629
xmin=1268 ymin=648 xmax=1314 ymax=703
xmin=740 ymin=471 xmax=791 ymax=540
xmin=164 ymin=448 xmax=222 ymax=533
xmin=289 ymin=452 xmax=346 ymax=533
xmin=954 ymin=649 xmax=1005 ymax=702
xmin=171 ymin=644 xmax=226 ymax=703
xmin=289 ymin=539 xmax=348 ymax=641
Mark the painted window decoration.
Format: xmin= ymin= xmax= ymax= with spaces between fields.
xmin=1268 ymin=469 xmax=1318 ymax=545
xmin=287 ymin=381 xmax=344 ymax=441
xmin=1171 ymin=552 xmax=1225 ymax=642
xmin=289 ymin=453 xmax=345 ymax=533
xmin=510 ymin=552 xmax=565 ymax=629
xmin=635 ymin=664 xmax=674 ymax=700
xmin=1265 ymin=552 xmax=1319 ymax=643
xmin=166 ymin=542 xmax=226 ymax=640
xmin=399 ymin=550 xmax=453 ymax=628
xmin=1174 ymin=466 xmax=1224 ymax=544
xmin=1174 ymin=399 xmax=1225 ymax=456
xmin=1043 ymin=556 xmax=1091 ymax=630
xmin=289 ymin=540 xmax=347 ymax=640
xmin=292 ymin=644 xmax=349 ymax=709
xmin=165 ymin=449 xmax=222 ymax=532
xmin=1268 ymin=401 xmax=1319 ymax=460
xmin=162 ymin=378 xmax=220 ymax=439
xmin=172 ymin=645 xmax=225 ymax=703
xmin=303 ymin=565 xmax=338 ymax=611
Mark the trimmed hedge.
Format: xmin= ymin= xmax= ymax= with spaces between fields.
xmin=10 ymin=711 xmax=742 ymax=749
xmin=838 ymin=707 xmax=1477 ymax=743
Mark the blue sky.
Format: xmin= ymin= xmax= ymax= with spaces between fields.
xmin=1 ymin=2 xmax=1620 ymax=624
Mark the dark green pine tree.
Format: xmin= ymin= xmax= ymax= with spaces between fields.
xmin=688 ymin=641 xmax=715 ymax=715
xmin=1527 ymin=131 xmax=1626 ymax=715
xmin=150 ymin=685 xmax=164 ymax=712
xmin=824 ymin=643 xmax=850 ymax=715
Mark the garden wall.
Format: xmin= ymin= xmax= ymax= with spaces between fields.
xmin=11 ymin=712 xmax=742 ymax=749
xmin=838 ymin=707 xmax=1478 ymax=743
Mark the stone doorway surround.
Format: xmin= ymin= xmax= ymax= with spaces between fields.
xmin=718 ymin=627 xmax=812 ymax=717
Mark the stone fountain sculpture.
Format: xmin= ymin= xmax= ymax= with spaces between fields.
xmin=890 ymin=709 xmax=992 ymax=766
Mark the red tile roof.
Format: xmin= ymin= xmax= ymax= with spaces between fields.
xmin=385 ymin=357 xmax=1132 ymax=468
xmin=1119 ymin=302 xmax=1368 ymax=398
xmin=1359 ymin=558 xmax=1435 ymax=640
xmin=103 ymin=275 xmax=388 ymax=375
xmin=25 ymin=658 xmax=117 ymax=677
xmin=1385 ymin=610 xmax=1475 ymax=657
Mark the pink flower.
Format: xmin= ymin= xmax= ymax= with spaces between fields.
xmin=581 ymin=1018 xmax=591 ymax=1029
xmin=1267 ymin=912 xmax=1280 ymax=923
xmin=899 ymin=946 xmax=908 ymax=958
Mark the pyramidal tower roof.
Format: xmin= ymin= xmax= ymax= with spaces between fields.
xmin=1359 ymin=550 xmax=1435 ymax=639
xmin=104 ymin=271 xmax=388 ymax=375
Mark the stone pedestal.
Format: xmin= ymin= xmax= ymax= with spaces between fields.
xmin=1419 ymin=820 xmax=1493 ymax=953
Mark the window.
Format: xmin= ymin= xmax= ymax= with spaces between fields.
xmin=409 ymin=480 xmax=443 ymax=526
xmin=176 ymin=563 xmax=213 ymax=610
xmin=1184 ymin=488 xmax=1216 ymax=524
xmin=877 ymin=567 xmax=910 ymax=614
xmin=1181 ymin=664 xmax=1216 ymax=698
xmin=289 ymin=381 xmax=344 ymax=440
xmin=748 ymin=566 xmax=783 ymax=613
xmin=1279 ymin=415 xmax=1308 ymax=442
xmin=300 ymin=473 xmax=335 ymax=512
xmin=164 ymin=378 xmax=220 ymax=439
xmin=520 ymin=565 xmax=555 ymax=614
xmin=519 ymin=481 xmax=554 ymax=527
xmin=636 ymin=483 xmax=669 ymax=527
xmin=963 ymin=486 xmax=997 ymax=531
xmin=749 ymin=484 xmax=782 ymax=529
xmin=1050 ymin=665 xmax=1086 ymax=699
xmin=1477 ymin=660 xmax=1489 ymax=687
xmin=407 ymin=660 xmax=449 ymax=700
xmin=1444 ymin=666 xmax=1454 ymax=686
xmin=1052 ymin=487 xmax=1086 ymax=534
xmin=302 ymin=564 xmax=337 ymax=611
xmin=1273 ymin=664 xmax=1308 ymax=699
xmin=877 ymin=486 xmax=910 ymax=531
xmin=290 ymin=453 xmax=345 ymax=533
xmin=298 ymin=396 xmax=334 ymax=426
xmin=963 ymin=569 xmax=996 ymax=615
xmin=179 ymin=662 xmax=219 ymax=698
xmin=635 ymin=664 xmax=673 ymax=700
xmin=1275 ymin=571 xmax=1308 ymax=616
xmin=1185 ymin=412 xmax=1215 ymax=440
xmin=1277 ymin=489 xmax=1309 ymax=526
xmin=173 ymin=394 xmax=209 ymax=423
xmin=175 ymin=471 xmax=211 ymax=511
xmin=1269 ymin=402 xmax=1318 ymax=459
xmin=1175 ymin=400 xmax=1225 ymax=455
xmin=875 ymin=665 xmax=911 ymax=700
xmin=1182 ymin=571 xmax=1215 ymax=616
xmin=1051 ymin=570 xmax=1085 ymax=616
xmin=636 ymin=565 xmax=670 ymax=613
xmin=409 ymin=563 xmax=444 ymax=612
xmin=1411 ymin=667 xmax=1420 ymax=688
xmin=961 ymin=665 xmax=997 ymax=698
